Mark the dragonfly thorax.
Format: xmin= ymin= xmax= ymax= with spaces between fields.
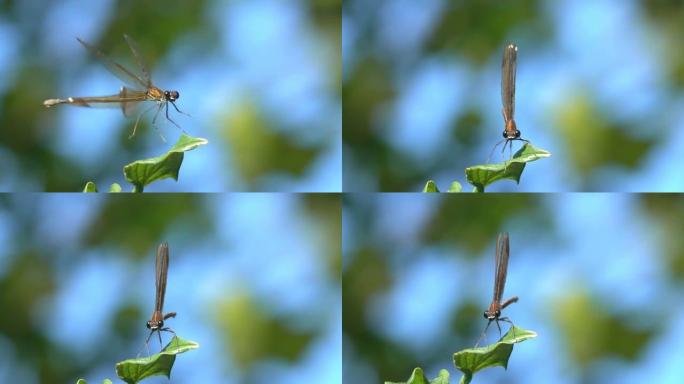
xmin=503 ymin=119 xmax=520 ymax=139
xmin=484 ymin=309 xmax=501 ymax=320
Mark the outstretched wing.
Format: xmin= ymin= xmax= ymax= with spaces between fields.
xmin=77 ymin=37 xmax=149 ymax=89
xmin=123 ymin=34 xmax=153 ymax=87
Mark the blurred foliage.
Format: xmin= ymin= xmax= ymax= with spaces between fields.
xmin=216 ymin=291 xmax=315 ymax=369
xmin=222 ymin=99 xmax=319 ymax=187
xmin=552 ymin=291 xmax=653 ymax=367
xmin=554 ymin=92 xmax=657 ymax=182
xmin=303 ymin=193 xmax=343 ymax=277
xmin=422 ymin=195 xmax=552 ymax=253
xmin=310 ymin=0 xmax=342 ymax=91
xmin=642 ymin=1 xmax=684 ymax=87
xmin=638 ymin=194 xmax=684 ymax=279
xmin=82 ymin=195 xmax=212 ymax=257
xmin=424 ymin=0 xmax=549 ymax=63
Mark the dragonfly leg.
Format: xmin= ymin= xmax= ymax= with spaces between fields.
xmin=164 ymin=102 xmax=188 ymax=134
xmin=145 ymin=329 xmax=155 ymax=344
xmin=137 ymin=332 xmax=154 ymax=358
xmin=149 ymin=103 xmax=167 ymax=142
xmin=487 ymin=139 xmax=505 ymax=164
xmin=131 ymin=103 xmax=157 ymax=139
xmin=495 ymin=317 xmax=502 ymax=337
xmin=497 ymin=317 xmax=517 ymax=339
xmin=161 ymin=327 xmax=177 ymax=348
xmin=152 ymin=102 xmax=164 ymax=124
xmin=475 ymin=319 xmax=493 ymax=347
xmin=170 ymin=101 xmax=191 ymax=117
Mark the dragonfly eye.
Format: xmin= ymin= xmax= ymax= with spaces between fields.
xmin=483 ymin=311 xmax=489 ymax=319
xmin=501 ymin=130 xmax=508 ymax=139
xmin=146 ymin=320 xmax=163 ymax=330
xmin=165 ymin=90 xmax=179 ymax=101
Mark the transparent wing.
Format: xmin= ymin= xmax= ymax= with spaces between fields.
xmin=493 ymin=233 xmax=502 ymax=303
xmin=123 ymin=34 xmax=152 ymax=87
xmin=119 ymin=87 xmax=146 ymax=117
xmin=155 ymin=243 xmax=170 ymax=314
xmin=501 ymin=44 xmax=517 ymax=122
xmin=493 ymin=232 xmax=510 ymax=303
xmin=50 ymin=87 xmax=148 ymax=116
xmin=77 ymin=37 xmax=149 ymax=89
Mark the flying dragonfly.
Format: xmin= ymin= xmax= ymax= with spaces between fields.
xmin=43 ymin=35 xmax=188 ymax=140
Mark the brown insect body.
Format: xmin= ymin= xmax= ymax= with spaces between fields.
xmin=145 ymin=242 xmax=177 ymax=348
xmin=488 ymin=43 xmax=528 ymax=162
xmin=42 ymin=35 xmax=188 ymax=140
xmin=476 ymin=233 xmax=518 ymax=346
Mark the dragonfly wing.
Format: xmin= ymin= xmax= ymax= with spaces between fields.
xmin=119 ymin=87 xmax=146 ymax=117
xmin=123 ymin=34 xmax=153 ymax=87
xmin=77 ymin=37 xmax=149 ymax=89
xmin=50 ymin=88 xmax=148 ymax=115
xmin=501 ymin=44 xmax=517 ymax=122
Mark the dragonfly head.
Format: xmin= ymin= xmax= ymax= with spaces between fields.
xmin=147 ymin=319 xmax=164 ymax=330
xmin=165 ymin=90 xmax=180 ymax=101
xmin=484 ymin=309 xmax=500 ymax=320
xmin=503 ymin=120 xmax=520 ymax=139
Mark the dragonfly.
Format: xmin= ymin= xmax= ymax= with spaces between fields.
xmin=475 ymin=232 xmax=518 ymax=346
xmin=146 ymin=242 xmax=177 ymax=349
xmin=488 ymin=43 xmax=529 ymax=162
xmin=43 ymin=35 xmax=188 ymax=140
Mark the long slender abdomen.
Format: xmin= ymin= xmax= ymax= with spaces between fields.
xmin=43 ymin=97 xmax=92 ymax=107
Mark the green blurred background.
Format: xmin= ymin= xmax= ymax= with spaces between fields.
xmin=0 ymin=0 xmax=341 ymax=191
xmin=343 ymin=1 xmax=684 ymax=191
xmin=0 ymin=194 xmax=341 ymax=383
xmin=343 ymin=193 xmax=684 ymax=383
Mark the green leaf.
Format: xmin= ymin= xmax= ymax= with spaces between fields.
xmin=385 ymin=367 xmax=450 ymax=384
xmin=75 ymin=379 xmax=112 ymax=384
xmin=123 ymin=134 xmax=208 ymax=192
xmin=83 ymin=182 xmax=98 ymax=193
xmin=423 ymin=180 xmax=440 ymax=193
xmin=109 ymin=183 xmax=122 ymax=193
xmin=453 ymin=326 xmax=536 ymax=384
xmin=447 ymin=181 xmax=462 ymax=193
xmin=115 ymin=336 xmax=199 ymax=384
xmin=465 ymin=143 xmax=550 ymax=192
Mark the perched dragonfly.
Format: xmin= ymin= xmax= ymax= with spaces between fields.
xmin=488 ymin=43 xmax=529 ymax=162
xmin=43 ymin=35 xmax=188 ymax=140
xmin=146 ymin=242 xmax=177 ymax=348
xmin=475 ymin=232 xmax=518 ymax=346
